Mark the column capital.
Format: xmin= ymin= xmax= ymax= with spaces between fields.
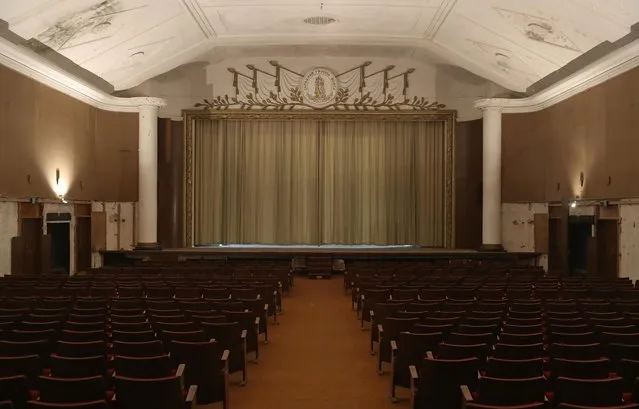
xmin=131 ymin=97 xmax=167 ymax=109
xmin=475 ymin=100 xmax=504 ymax=113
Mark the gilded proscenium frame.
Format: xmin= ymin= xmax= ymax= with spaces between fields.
xmin=182 ymin=109 xmax=456 ymax=249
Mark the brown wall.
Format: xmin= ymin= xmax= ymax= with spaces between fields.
xmin=0 ymin=65 xmax=138 ymax=202
xmin=455 ymin=119 xmax=483 ymax=249
xmin=157 ymin=119 xmax=184 ymax=248
xmin=503 ymin=66 xmax=639 ymax=203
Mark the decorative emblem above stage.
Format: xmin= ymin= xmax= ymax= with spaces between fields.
xmin=194 ymin=61 xmax=446 ymax=111
xmin=301 ymin=68 xmax=339 ymax=108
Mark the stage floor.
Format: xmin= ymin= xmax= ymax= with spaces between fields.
xmin=165 ymin=245 xmax=477 ymax=255
xmin=101 ymin=245 xmax=539 ymax=265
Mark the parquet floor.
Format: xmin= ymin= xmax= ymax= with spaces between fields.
xmin=202 ymin=276 xmax=412 ymax=409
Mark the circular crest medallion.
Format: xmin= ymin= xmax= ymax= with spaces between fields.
xmin=301 ymin=68 xmax=339 ymax=108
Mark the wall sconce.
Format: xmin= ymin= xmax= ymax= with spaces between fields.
xmin=55 ymin=169 xmax=60 ymax=186
xmin=580 ymin=172 xmax=584 ymax=187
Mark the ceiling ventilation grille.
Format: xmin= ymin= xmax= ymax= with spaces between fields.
xmin=303 ymin=16 xmax=336 ymax=25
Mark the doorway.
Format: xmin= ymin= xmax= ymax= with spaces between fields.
xmin=568 ymin=216 xmax=594 ymax=277
xmin=46 ymin=213 xmax=72 ymax=276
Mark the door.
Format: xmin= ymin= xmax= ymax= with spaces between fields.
xmin=548 ymin=204 xmax=570 ymax=275
xmin=76 ymin=217 xmax=92 ymax=273
xmin=40 ymin=235 xmax=52 ymax=275
xmin=597 ymin=219 xmax=619 ymax=278
xmin=21 ymin=218 xmax=42 ymax=274
xmin=11 ymin=236 xmax=26 ymax=275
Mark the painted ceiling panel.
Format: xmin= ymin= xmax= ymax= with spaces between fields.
xmin=0 ymin=0 xmax=636 ymax=91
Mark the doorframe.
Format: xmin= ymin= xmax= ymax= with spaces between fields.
xmin=42 ymin=204 xmax=75 ymax=274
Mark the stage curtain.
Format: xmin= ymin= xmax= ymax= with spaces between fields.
xmin=194 ymin=119 xmax=320 ymax=245
xmin=319 ymin=120 xmax=445 ymax=246
xmin=193 ymin=118 xmax=446 ymax=246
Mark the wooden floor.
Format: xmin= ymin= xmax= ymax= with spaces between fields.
xmin=203 ymin=277 xmax=411 ymax=409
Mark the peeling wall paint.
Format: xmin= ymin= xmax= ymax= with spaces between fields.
xmin=502 ymin=202 xmax=549 ymax=270
xmin=619 ymin=203 xmax=639 ymax=282
xmin=0 ymin=202 xmax=19 ymax=276
xmin=91 ymin=201 xmax=137 ymax=268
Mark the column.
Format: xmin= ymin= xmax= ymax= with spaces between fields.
xmin=480 ymin=106 xmax=504 ymax=251
xmin=136 ymin=104 xmax=160 ymax=249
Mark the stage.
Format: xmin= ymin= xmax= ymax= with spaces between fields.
xmin=101 ymin=244 xmax=540 ymax=267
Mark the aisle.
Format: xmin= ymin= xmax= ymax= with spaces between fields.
xmin=220 ymin=277 xmax=411 ymax=409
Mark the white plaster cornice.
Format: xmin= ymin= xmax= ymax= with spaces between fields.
xmin=0 ymin=37 xmax=166 ymax=112
xmin=475 ymin=38 xmax=639 ymax=113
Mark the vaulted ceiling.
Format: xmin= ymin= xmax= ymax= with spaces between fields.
xmin=1 ymin=0 xmax=638 ymax=92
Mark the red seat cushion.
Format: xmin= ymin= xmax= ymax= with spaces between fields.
xmin=623 ymin=392 xmax=632 ymax=403
xmin=545 ymin=391 xmax=554 ymax=402
xmin=29 ymin=390 xmax=40 ymax=400
xmin=106 ymin=390 xmax=115 ymax=401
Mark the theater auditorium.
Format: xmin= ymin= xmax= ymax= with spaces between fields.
xmin=1 ymin=1 xmax=639 ymax=408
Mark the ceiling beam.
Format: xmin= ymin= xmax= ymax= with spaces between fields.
xmin=0 ymin=36 xmax=165 ymax=112
xmin=476 ymin=37 xmax=639 ymax=113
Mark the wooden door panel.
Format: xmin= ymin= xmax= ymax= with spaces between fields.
xmin=11 ymin=236 xmax=26 ymax=275
xmin=76 ymin=217 xmax=92 ymax=273
xmin=40 ymin=235 xmax=51 ymax=275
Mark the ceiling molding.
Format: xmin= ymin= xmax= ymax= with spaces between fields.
xmin=424 ymin=0 xmax=457 ymax=40
xmin=178 ymin=0 xmax=216 ymax=39
xmin=0 ymin=36 xmax=166 ymax=112
xmin=475 ymin=37 xmax=639 ymax=113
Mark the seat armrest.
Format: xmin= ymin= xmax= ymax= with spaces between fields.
xmin=409 ymin=365 xmax=418 ymax=381
xmin=176 ymin=363 xmax=186 ymax=390
xmin=185 ymin=385 xmax=198 ymax=409
xmin=460 ymin=385 xmax=473 ymax=405
xmin=378 ymin=324 xmax=384 ymax=335
xmin=426 ymin=351 xmax=434 ymax=359
xmin=241 ymin=330 xmax=247 ymax=339
xmin=390 ymin=340 xmax=398 ymax=353
xmin=255 ymin=317 xmax=260 ymax=326
xmin=370 ymin=310 xmax=375 ymax=320
xmin=409 ymin=365 xmax=419 ymax=409
xmin=264 ymin=304 xmax=269 ymax=313
xmin=221 ymin=349 xmax=230 ymax=362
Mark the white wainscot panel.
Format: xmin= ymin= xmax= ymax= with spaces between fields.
xmin=0 ymin=202 xmax=19 ymax=276
xmin=619 ymin=203 xmax=639 ymax=282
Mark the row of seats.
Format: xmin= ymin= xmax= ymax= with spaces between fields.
xmin=348 ymin=275 xmax=639 ymax=409
xmin=0 ymin=269 xmax=291 ymax=409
